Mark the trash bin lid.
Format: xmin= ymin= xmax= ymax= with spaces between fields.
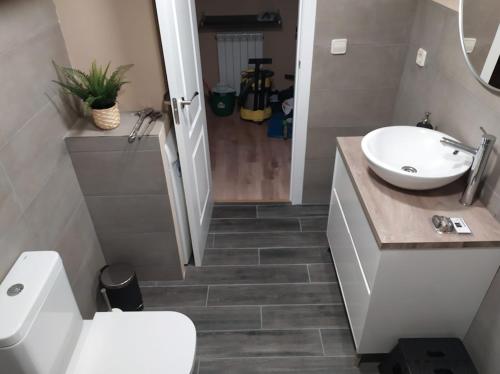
xmin=212 ymin=84 xmax=235 ymax=94
xmin=100 ymin=264 xmax=135 ymax=289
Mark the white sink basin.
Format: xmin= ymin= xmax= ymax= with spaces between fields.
xmin=361 ymin=126 xmax=473 ymax=190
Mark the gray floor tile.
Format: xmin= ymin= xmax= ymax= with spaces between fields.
xmin=199 ymin=356 xmax=378 ymax=374
xmin=206 ymin=234 xmax=215 ymax=249
xmin=203 ymin=249 xmax=259 ymax=266
xmin=213 ymin=205 xmax=257 ymax=219
xmin=197 ymin=330 xmax=323 ymax=358
xmin=184 ymin=265 xmax=309 ymax=285
xmin=258 ymin=204 xmax=329 ymax=218
xmin=309 ymin=263 xmax=338 ymax=283
xmin=260 ymin=247 xmax=332 ymax=265
xmin=141 ymin=286 xmax=208 ymax=307
xmin=208 ymin=283 xmax=342 ymax=306
xmin=262 ymin=305 xmax=349 ymax=329
xmin=301 ymin=217 xmax=328 ymax=231
xmin=213 ymin=232 xmax=328 ymax=249
xmin=209 ymin=218 xmax=300 ymax=233
xmin=321 ymin=329 xmax=357 ymax=356
xmin=166 ymin=306 xmax=261 ymax=331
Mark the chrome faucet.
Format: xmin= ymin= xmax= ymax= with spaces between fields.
xmin=440 ymin=127 xmax=496 ymax=206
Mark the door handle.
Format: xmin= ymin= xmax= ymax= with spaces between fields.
xmin=179 ymin=91 xmax=199 ymax=109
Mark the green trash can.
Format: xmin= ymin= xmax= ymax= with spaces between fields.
xmin=210 ymin=84 xmax=236 ymax=116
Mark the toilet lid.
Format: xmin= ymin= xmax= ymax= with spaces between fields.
xmin=69 ymin=311 xmax=196 ymax=374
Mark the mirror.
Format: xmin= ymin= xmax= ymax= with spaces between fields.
xmin=460 ymin=0 xmax=500 ymax=91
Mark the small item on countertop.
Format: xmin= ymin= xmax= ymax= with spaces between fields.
xmin=416 ymin=112 xmax=433 ymax=130
xmin=128 ymin=107 xmax=154 ymax=143
xmin=139 ymin=111 xmax=163 ymax=140
xmin=450 ymin=217 xmax=472 ymax=234
xmin=432 ymin=215 xmax=455 ymax=234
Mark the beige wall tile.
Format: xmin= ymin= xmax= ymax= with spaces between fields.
xmin=302 ymin=158 xmax=335 ymax=204
xmin=0 ymin=26 xmax=70 ymax=148
xmin=85 ymin=194 xmax=174 ymax=236
xmin=308 ymin=88 xmax=398 ymax=129
xmin=315 ymin=0 xmax=416 ymax=45
xmin=69 ymin=150 xmax=168 ymax=196
xmin=0 ymin=0 xmax=58 ymax=52
xmin=56 ymin=201 xmax=104 ymax=286
xmin=98 ymin=231 xmax=183 ymax=281
xmin=0 ymin=0 xmax=105 ymax=316
xmin=310 ymin=43 xmax=408 ymax=91
xmin=0 ymin=97 xmax=75 ymax=208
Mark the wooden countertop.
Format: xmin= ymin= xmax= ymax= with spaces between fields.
xmin=337 ymin=137 xmax=500 ymax=249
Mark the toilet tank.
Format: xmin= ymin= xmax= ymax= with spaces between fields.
xmin=0 ymin=251 xmax=83 ymax=374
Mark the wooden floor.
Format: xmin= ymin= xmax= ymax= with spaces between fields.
xmin=207 ymin=109 xmax=291 ymax=202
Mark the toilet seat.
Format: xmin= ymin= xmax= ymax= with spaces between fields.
xmin=67 ymin=311 xmax=196 ymax=374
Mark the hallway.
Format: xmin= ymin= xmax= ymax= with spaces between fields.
xmin=141 ymin=204 xmax=379 ymax=373
xmin=207 ymin=111 xmax=292 ymax=203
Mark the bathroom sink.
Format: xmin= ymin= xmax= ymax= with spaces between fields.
xmin=361 ymin=126 xmax=473 ymax=190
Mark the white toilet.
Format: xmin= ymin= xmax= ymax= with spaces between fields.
xmin=0 ymin=251 xmax=197 ymax=374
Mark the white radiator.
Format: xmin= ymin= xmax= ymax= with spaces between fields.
xmin=216 ymin=32 xmax=264 ymax=95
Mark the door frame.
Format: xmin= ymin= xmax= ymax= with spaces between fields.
xmin=159 ymin=0 xmax=317 ymax=206
xmin=290 ymin=0 xmax=317 ymax=205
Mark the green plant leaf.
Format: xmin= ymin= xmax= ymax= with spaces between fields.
xmin=52 ymin=61 xmax=133 ymax=110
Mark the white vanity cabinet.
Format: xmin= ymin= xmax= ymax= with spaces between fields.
xmin=327 ymin=143 xmax=500 ymax=354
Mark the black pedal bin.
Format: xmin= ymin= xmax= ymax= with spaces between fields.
xmin=99 ymin=264 xmax=144 ymax=311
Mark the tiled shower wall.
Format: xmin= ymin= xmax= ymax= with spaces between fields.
xmin=302 ymin=0 xmax=418 ymax=202
xmin=0 ymin=0 xmax=105 ymax=318
xmin=392 ymin=1 xmax=500 ymax=372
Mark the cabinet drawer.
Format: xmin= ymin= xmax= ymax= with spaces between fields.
xmin=333 ymin=151 xmax=380 ymax=290
xmin=328 ymin=188 xmax=370 ymax=349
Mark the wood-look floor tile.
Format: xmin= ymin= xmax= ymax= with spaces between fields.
xmin=262 ymin=305 xmax=349 ymax=329
xmin=213 ymin=232 xmax=328 ymax=249
xmin=260 ymin=247 xmax=332 ymax=265
xmin=309 ymin=263 xmax=338 ymax=282
xmin=184 ymin=265 xmax=309 ymax=285
xmin=197 ymin=330 xmax=323 ymax=358
xmin=167 ymin=306 xmax=261 ymax=331
xmin=301 ymin=217 xmax=328 ymax=231
xmin=209 ymin=218 xmax=300 ymax=233
xmin=198 ymin=356 xmax=378 ymax=374
xmin=258 ymin=204 xmax=329 ymax=218
xmin=321 ymin=329 xmax=357 ymax=356
xmin=212 ymin=205 xmax=257 ymax=219
xmin=203 ymin=249 xmax=259 ymax=266
xmin=208 ymin=283 xmax=341 ymax=306
xmin=141 ymin=286 xmax=208 ymax=307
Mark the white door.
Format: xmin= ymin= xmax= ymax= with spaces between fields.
xmin=155 ymin=0 xmax=213 ymax=266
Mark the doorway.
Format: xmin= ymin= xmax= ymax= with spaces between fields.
xmin=195 ymin=0 xmax=299 ymax=203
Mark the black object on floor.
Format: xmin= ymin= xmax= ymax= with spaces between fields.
xmin=379 ymin=338 xmax=478 ymax=374
xmin=100 ymin=264 xmax=144 ymax=311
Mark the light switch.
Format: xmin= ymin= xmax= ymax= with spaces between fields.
xmin=464 ymin=38 xmax=477 ymax=54
xmin=416 ymin=48 xmax=427 ymax=67
xmin=331 ymin=39 xmax=347 ymax=55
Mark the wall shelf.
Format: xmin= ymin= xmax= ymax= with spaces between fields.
xmin=198 ymin=14 xmax=282 ymax=32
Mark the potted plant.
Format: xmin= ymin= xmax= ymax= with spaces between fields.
xmin=54 ymin=61 xmax=133 ymax=130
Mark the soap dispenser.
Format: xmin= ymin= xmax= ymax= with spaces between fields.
xmin=416 ymin=112 xmax=433 ymax=130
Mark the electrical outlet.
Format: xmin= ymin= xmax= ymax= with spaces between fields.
xmin=416 ymin=48 xmax=427 ymax=67
xmin=331 ymin=39 xmax=347 ymax=55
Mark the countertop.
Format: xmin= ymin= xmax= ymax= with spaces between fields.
xmin=65 ymin=112 xmax=171 ymax=152
xmin=337 ymin=137 xmax=500 ymax=249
